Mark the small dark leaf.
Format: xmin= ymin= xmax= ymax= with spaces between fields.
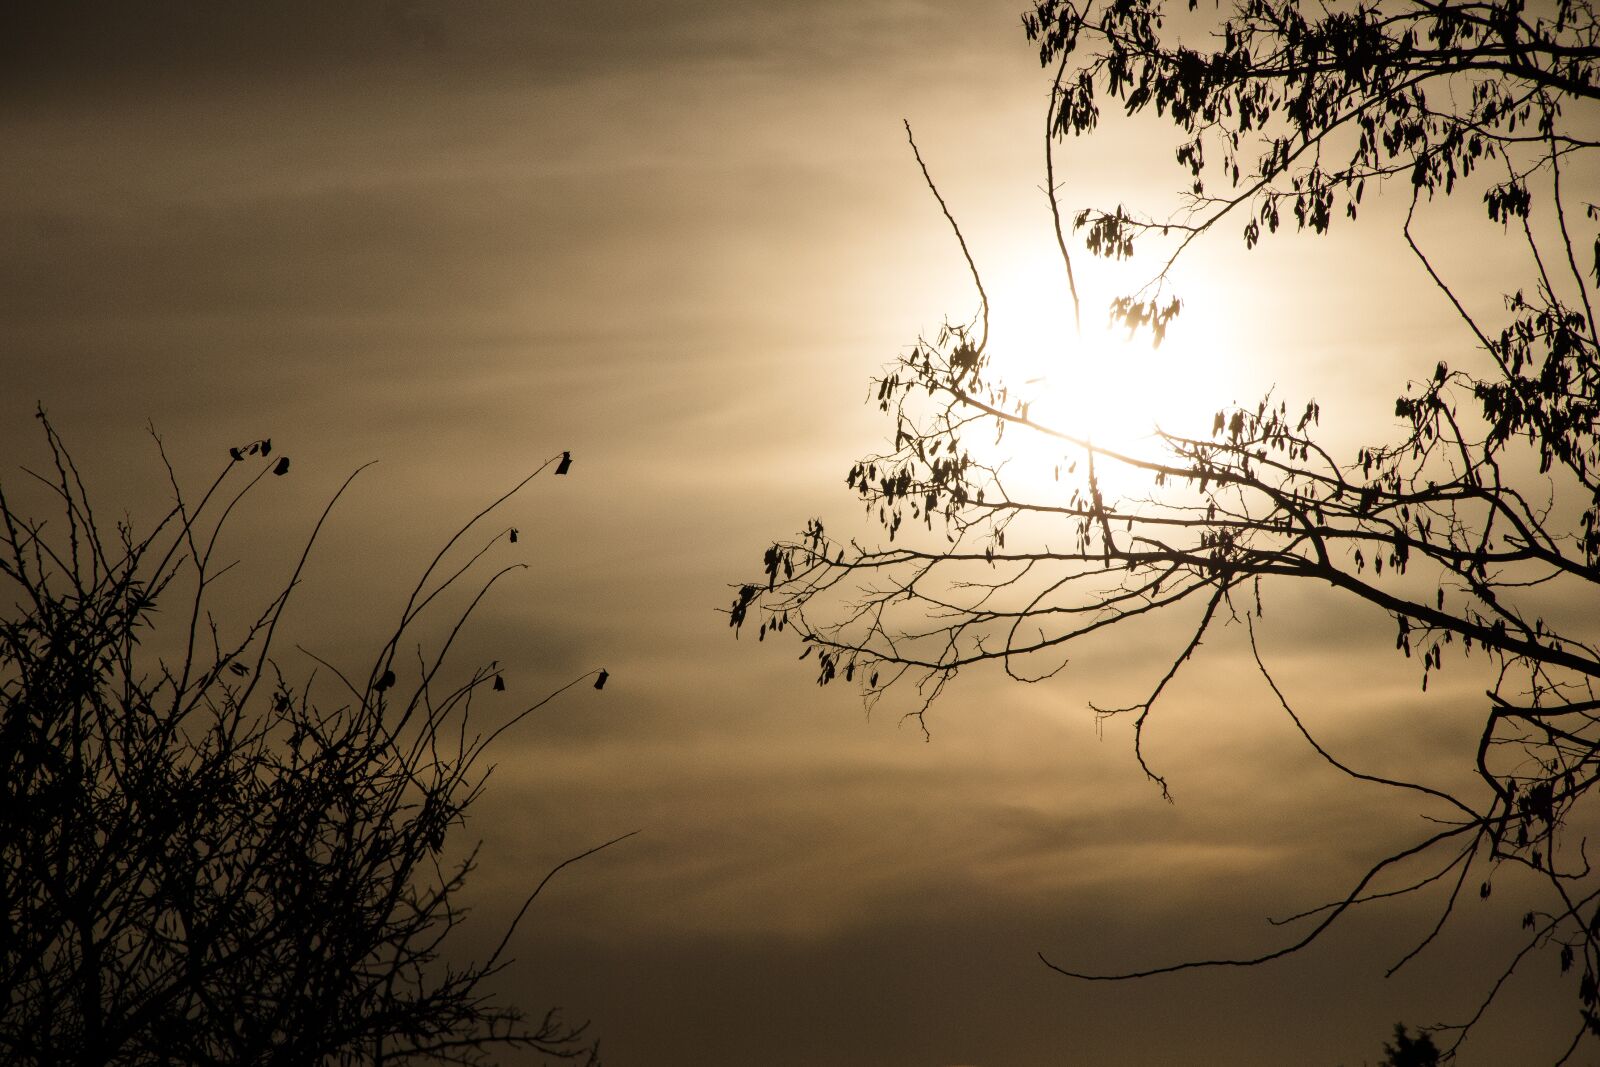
xmin=375 ymin=669 xmax=396 ymax=692
xmin=273 ymin=457 xmax=290 ymax=476
xmin=509 ymin=528 xmax=519 ymax=543
xmin=228 ymin=446 xmax=243 ymax=462
xmin=1479 ymin=881 xmax=1491 ymax=900
xmin=493 ymin=674 xmax=505 ymax=691
xmin=556 ymin=451 xmax=572 ymax=475
xmin=260 ymin=438 xmax=271 ymax=456
xmin=227 ymin=662 xmax=249 ymax=676
xmin=594 ymin=669 xmax=608 ymax=690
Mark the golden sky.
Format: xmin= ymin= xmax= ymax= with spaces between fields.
xmin=2 ymin=2 xmax=1584 ymax=1063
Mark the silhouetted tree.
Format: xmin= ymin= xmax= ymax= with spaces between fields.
xmin=1 ymin=413 xmax=621 ymax=1066
xmin=1383 ymin=1023 xmax=1441 ymax=1067
xmin=736 ymin=0 xmax=1599 ymax=1059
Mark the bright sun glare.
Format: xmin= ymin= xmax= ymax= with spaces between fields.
xmin=976 ymin=244 xmax=1222 ymax=497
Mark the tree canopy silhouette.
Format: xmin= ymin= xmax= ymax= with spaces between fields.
xmin=735 ymin=0 xmax=1599 ymax=1058
xmin=1 ymin=413 xmax=621 ymax=1066
xmin=1382 ymin=1022 xmax=1442 ymax=1067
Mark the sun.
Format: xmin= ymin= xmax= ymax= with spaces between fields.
xmin=974 ymin=245 xmax=1221 ymax=498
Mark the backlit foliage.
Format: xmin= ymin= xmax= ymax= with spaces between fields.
xmin=738 ymin=0 xmax=1599 ymax=1058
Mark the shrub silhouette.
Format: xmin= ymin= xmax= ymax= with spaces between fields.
xmin=1382 ymin=1023 xmax=1441 ymax=1067
xmin=0 ymin=414 xmax=619 ymax=1066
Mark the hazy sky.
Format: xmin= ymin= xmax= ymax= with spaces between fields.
xmin=2 ymin=3 xmax=1583 ymax=1063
